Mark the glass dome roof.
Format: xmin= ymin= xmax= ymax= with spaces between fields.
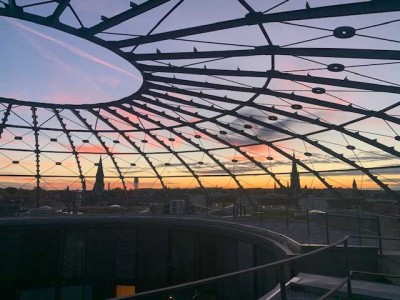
xmin=0 ymin=0 xmax=399 ymax=201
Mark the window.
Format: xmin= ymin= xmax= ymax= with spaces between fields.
xmin=115 ymin=285 xmax=135 ymax=297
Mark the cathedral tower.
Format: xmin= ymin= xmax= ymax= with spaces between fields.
xmin=93 ymin=157 xmax=104 ymax=193
xmin=290 ymin=154 xmax=301 ymax=195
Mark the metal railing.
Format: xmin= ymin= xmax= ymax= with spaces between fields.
xmin=110 ymin=236 xmax=348 ymax=300
xmin=215 ymin=206 xmax=400 ymax=249
xmin=109 ymin=235 xmax=400 ymax=300
xmin=39 ymin=204 xmax=400 ymax=250
xmin=318 ymin=270 xmax=400 ymax=299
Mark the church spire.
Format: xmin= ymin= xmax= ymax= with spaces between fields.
xmin=93 ymin=156 xmax=104 ymax=193
xmin=352 ymin=178 xmax=358 ymax=191
xmin=290 ymin=153 xmax=301 ymax=195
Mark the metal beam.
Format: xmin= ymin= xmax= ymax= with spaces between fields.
xmin=53 ymin=109 xmax=86 ymax=194
xmin=86 ymin=0 xmax=172 ymax=35
xmin=137 ymin=93 xmax=340 ymax=196
xmin=87 ymin=108 xmax=170 ymax=200
xmin=110 ymin=1 xmax=400 ymax=47
xmin=49 ymin=0 xmax=71 ymax=23
xmin=71 ymin=109 xmax=129 ymax=200
xmin=146 ymin=88 xmax=400 ymax=159
xmin=4 ymin=0 xmax=20 ymax=14
xmin=146 ymin=76 xmax=400 ymax=125
xmin=143 ymin=92 xmax=398 ymax=199
xmin=103 ymin=107 xmax=211 ymax=201
xmin=0 ymin=104 xmax=12 ymax=140
xmin=131 ymin=95 xmax=328 ymax=195
xmin=115 ymin=102 xmax=259 ymax=206
xmin=31 ymin=107 xmax=41 ymax=208
xmin=148 ymin=81 xmax=400 ymax=147
xmin=0 ymin=164 xmax=398 ymax=178
xmin=128 ymin=46 xmax=400 ymax=61
xmin=139 ymin=64 xmax=400 ymax=94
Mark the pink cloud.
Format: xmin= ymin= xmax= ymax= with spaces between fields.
xmin=167 ymin=92 xmax=190 ymax=101
xmin=46 ymin=91 xmax=86 ymax=104
xmin=76 ymin=144 xmax=105 ymax=153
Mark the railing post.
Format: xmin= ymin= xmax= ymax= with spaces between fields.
xmin=325 ymin=212 xmax=330 ymax=244
xmin=358 ymin=211 xmax=362 ymax=246
xmin=306 ymin=209 xmax=310 ymax=237
xmin=206 ymin=198 xmax=209 ymax=219
xmin=344 ymin=239 xmax=352 ymax=299
xmin=377 ymin=215 xmax=382 ymax=255
xmin=279 ymin=263 xmax=287 ymax=300
xmin=259 ymin=204 xmax=263 ymax=226
xmin=286 ymin=205 xmax=289 ymax=230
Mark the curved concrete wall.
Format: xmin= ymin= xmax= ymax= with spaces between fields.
xmin=0 ymin=216 xmax=294 ymax=300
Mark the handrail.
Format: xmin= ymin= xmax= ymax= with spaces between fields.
xmin=318 ymin=270 xmax=400 ymax=299
xmin=317 ymin=276 xmax=350 ymax=300
xmin=351 ymin=270 xmax=400 ymax=279
xmin=349 ymin=235 xmax=400 ymax=241
xmin=349 ymin=235 xmax=400 ymax=255
xmin=346 ymin=209 xmax=400 ymax=220
xmin=109 ymin=236 xmax=349 ymax=300
xmin=110 ymin=234 xmax=400 ymax=300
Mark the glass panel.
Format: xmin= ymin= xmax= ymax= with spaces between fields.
xmin=19 ymin=288 xmax=55 ymax=300
xmin=61 ymin=285 xmax=92 ymax=300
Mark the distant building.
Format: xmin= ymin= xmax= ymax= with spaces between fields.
xmin=93 ymin=157 xmax=104 ymax=193
xmin=134 ymin=177 xmax=139 ymax=190
xmin=290 ymin=155 xmax=301 ymax=195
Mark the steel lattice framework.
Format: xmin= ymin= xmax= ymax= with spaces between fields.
xmin=1 ymin=0 xmax=400 ymax=202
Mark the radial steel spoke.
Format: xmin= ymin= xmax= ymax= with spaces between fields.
xmin=127 ymin=47 xmax=400 ymax=61
xmin=86 ymin=0 xmax=173 ymax=35
xmin=139 ymin=64 xmax=400 ymax=94
xmin=146 ymin=76 xmax=400 ymax=125
xmin=109 ymin=1 xmax=400 ymax=47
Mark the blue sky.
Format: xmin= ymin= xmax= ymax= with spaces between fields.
xmin=0 ymin=16 xmax=141 ymax=104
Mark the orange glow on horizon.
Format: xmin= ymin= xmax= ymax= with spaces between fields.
xmin=0 ymin=174 xmax=391 ymax=191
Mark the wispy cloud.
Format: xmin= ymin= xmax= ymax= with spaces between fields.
xmin=7 ymin=19 xmax=141 ymax=81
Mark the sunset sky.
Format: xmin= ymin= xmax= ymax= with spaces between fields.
xmin=0 ymin=0 xmax=399 ymax=192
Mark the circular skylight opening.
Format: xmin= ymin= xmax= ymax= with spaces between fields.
xmin=0 ymin=18 xmax=142 ymax=105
